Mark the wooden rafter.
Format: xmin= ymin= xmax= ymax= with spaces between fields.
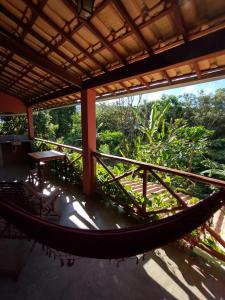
xmin=83 ymin=28 xmax=225 ymax=88
xmin=27 ymin=84 xmax=80 ymax=106
xmin=193 ymin=61 xmax=201 ymax=79
xmin=2 ymin=69 xmax=49 ymax=94
xmin=2 ymin=63 xmax=51 ymax=93
xmin=0 ymin=29 xmax=81 ymax=87
xmin=0 ymin=0 xmax=47 ymax=79
xmin=113 ymin=0 xmax=152 ymax=54
xmin=29 ymin=28 xmax=225 ymax=106
xmin=138 ymin=76 xmax=149 ymax=87
xmin=63 ymin=1 xmax=171 ymax=69
xmin=0 ymin=83 xmax=24 ymax=97
xmin=97 ymin=67 xmax=225 ymax=101
xmin=0 ymin=72 xmax=36 ymax=91
xmin=84 ymin=22 xmax=126 ymax=65
xmin=61 ymin=0 xmax=126 ymax=65
xmin=4 ymin=64 xmax=54 ymax=91
xmin=23 ymin=0 xmax=105 ymax=71
xmin=0 ymin=81 xmax=35 ymax=98
xmin=0 ymin=52 xmax=64 ymax=89
xmin=162 ymin=70 xmax=172 ymax=84
xmin=0 ymin=7 xmax=89 ymax=96
xmin=0 ymin=77 xmax=46 ymax=98
xmin=0 ymin=5 xmax=90 ymax=78
xmin=171 ymin=0 xmax=188 ymax=42
xmin=85 ymin=5 xmax=173 ymax=63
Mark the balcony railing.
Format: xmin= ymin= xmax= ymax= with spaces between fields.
xmin=34 ymin=137 xmax=83 ymax=184
xmin=34 ymin=138 xmax=225 ymax=262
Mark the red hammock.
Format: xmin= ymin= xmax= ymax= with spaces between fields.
xmin=0 ymin=182 xmax=224 ymax=259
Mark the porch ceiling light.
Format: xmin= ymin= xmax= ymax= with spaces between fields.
xmin=71 ymin=0 xmax=95 ymax=20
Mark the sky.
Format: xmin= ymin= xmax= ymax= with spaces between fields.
xmin=99 ymin=78 xmax=225 ymax=105
xmin=143 ymin=78 xmax=225 ymax=102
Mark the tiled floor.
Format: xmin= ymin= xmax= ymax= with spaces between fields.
xmin=0 ymin=163 xmax=224 ymax=300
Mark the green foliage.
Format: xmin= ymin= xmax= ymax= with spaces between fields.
xmin=97 ymin=130 xmax=123 ymax=154
xmin=0 ymin=115 xmax=27 ymax=135
xmin=34 ymin=110 xmax=58 ymax=140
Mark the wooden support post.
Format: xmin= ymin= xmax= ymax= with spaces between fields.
xmin=26 ymin=107 xmax=34 ymax=139
xmin=142 ymin=168 xmax=148 ymax=211
xmin=142 ymin=168 xmax=147 ymax=198
xmin=81 ymin=89 xmax=96 ymax=195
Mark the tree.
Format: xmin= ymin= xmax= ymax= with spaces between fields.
xmin=0 ymin=115 xmax=27 ymax=135
xmin=50 ymin=106 xmax=75 ymax=140
xmin=34 ymin=110 xmax=58 ymax=140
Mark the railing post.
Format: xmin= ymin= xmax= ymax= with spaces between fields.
xmin=142 ymin=168 xmax=147 ymax=210
xmin=26 ymin=106 xmax=34 ymax=139
xmin=142 ymin=168 xmax=147 ymax=198
xmin=81 ymin=89 xmax=96 ymax=195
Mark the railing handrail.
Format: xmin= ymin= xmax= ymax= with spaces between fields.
xmin=33 ymin=138 xmax=225 ymax=189
xmin=34 ymin=137 xmax=82 ymax=154
xmin=94 ymin=151 xmax=225 ymax=189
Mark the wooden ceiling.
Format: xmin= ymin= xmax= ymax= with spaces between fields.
xmin=0 ymin=0 xmax=225 ymax=110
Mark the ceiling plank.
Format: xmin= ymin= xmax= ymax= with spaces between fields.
xmin=0 ymin=29 xmax=81 ymax=87
xmin=0 ymin=51 xmax=63 ymax=88
xmin=113 ymin=0 xmax=152 ymax=54
xmin=0 ymin=0 xmax=47 ymax=79
xmin=28 ymin=85 xmax=80 ymax=106
xmin=83 ymin=22 xmax=126 ymax=65
xmin=61 ymin=0 xmax=126 ymax=65
xmin=0 ymin=5 xmax=89 ymax=77
xmin=23 ymin=0 xmax=105 ymax=71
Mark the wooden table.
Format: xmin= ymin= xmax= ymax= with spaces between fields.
xmin=28 ymin=150 xmax=66 ymax=189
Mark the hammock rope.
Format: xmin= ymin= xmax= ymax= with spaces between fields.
xmin=0 ymin=182 xmax=224 ymax=259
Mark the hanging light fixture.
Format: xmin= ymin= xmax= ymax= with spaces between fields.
xmin=70 ymin=0 xmax=95 ymax=21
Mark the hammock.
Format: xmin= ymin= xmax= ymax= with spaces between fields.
xmin=0 ymin=182 xmax=224 ymax=259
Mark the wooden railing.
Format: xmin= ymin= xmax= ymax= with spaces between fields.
xmin=34 ymin=138 xmax=82 ymax=154
xmin=32 ymin=139 xmax=225 ymax=262
xmin=94 ymin=151 xmax=225 ymax=212
xmin=34 ymin=138 xmax=83 ymax=183
xmin=93 ymin=151 xmax=225 ymax=262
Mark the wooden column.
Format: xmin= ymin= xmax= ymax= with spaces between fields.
xmin=81 ymin=89 xmax=96 ymax=195
xmin=26 ymin=106 xmax=34 ymax=139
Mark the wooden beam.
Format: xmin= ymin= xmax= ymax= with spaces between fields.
xmin=97 ymin=67 xmax=225 ymax=101
xmin=0 ymin=52 xmax=63 ymax=88
xmin=27 ymin=85 xmax=80 ymax=106
xmin=28 ymin=28 xmax=225 ymax=106
xmin=61 ymin=0 xmax=125 ymax=66
xmin=4 ymin=64 xmax=53 ymax=91
xmin=0 ymin=5 xmax=88 ymax=77
xmin=3 ymin=67 xmax=49 ymax=93
xmin=193 ymin=61 xmax=201 ymax=79
xmin=113 ymin=0 xmax=152 ymax=54
xmin=0 ymin=29 xmax=81 ymax=87
xmin=23 ymin=0 xmax=104 ymax=71
xmin=83 ymin=28 xmax=225 ymax=89
xmin=162 ymin=70 xmax=172 ymax=84
xmin=171 ymin=0 xmax=188 ymax=42
xmin=0 ymin=0 xmax=47 ymax=79
xmin=84 ymin=22 xmax=126 ymax=65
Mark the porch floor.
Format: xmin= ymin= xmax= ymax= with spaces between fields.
xmin=0 ymin=164 xmax=224 ymax=300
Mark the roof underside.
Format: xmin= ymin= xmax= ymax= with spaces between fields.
xmin=0 ymin=0 xmax=225 ymax=110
